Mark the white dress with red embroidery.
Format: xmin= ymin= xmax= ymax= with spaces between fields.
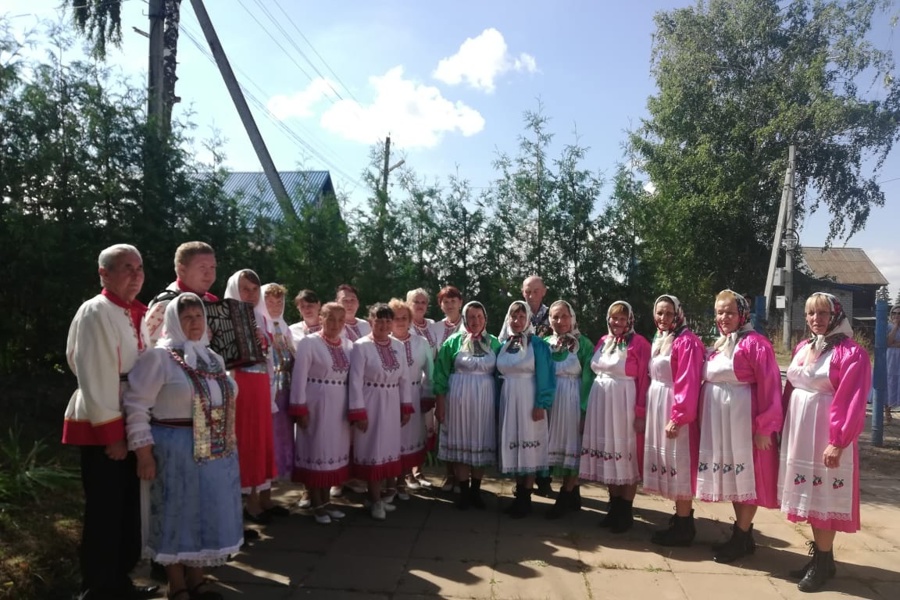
xmin=289 ymin=333 xmax=354 ymax=487
xmin=392 ymin=333 xmax=434 ymax=470
xmin=348 ymin=337 xmax=413 ymax=480
xmin=430 ymin=317 xmax=462 ymax=349
xmin=341 ymin=318 xmax=372 ymax=342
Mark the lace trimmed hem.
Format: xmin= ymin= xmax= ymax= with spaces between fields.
xmin=782 ymin=507 xmax=853 ymax=522
xmin=696 ymin=491 xmax=757 ymax=503
xmin=127 ymin=430 xmax=155 ymax=451
xmin=579 ymin=474 xmax=642 ymax=485
xmin=145 ymin=542 xmax=242 ymax=567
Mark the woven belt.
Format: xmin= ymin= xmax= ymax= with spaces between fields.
xmin=364 ymin=382 xmax=399 ymax=388
xmin=151 ymin=418 xmax=193 ymax=429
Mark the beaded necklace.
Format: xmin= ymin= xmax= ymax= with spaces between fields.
xmin=322 ymin=334 xmax=350 ymax=373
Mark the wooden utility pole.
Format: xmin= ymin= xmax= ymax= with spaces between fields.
xmin=189 ymin=0 xmax=296 ymax=223
xmin=148 ymin=0 xmax=166 ymax=136
xmin=763 ymin=146 xmax=795 ymax=321
xmin=382 ymin=136 xmax=392 ymax=194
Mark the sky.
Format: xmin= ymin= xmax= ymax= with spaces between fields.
xmin=5 ymin=0 xmax=900 ymax=299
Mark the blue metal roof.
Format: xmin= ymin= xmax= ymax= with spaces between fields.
xmin=221 ymin=170 xmax=334 ymax=221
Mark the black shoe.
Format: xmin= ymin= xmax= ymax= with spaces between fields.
xmin=651 ymin=510 xmax=696 ymax=547
xmin=264 ymin=504 xmax=291 ymax=517
xmin=149 ymin=560 xmax=167 ymax=582
xmin=504 ymin=485 xmax=526 ymax=515
xmin=546 ymin=489 xmax=571 ymax=520
xmin=243 ymin=527 xmax=260 ymax=541
xmin=713 ymin=524 xmax=756 ymax=563
xmin=456 ymin=480 xmax=471 ymax=510
xmin=599 ymin=496 xmax=621 ymax=527
xmin=128 ymin=584 xmax=161 ymax=599
xmin=610 ymin=499 xmax=634 ymax=534
xmin=243 ymin=508 xmax=272 ymax=525
xmin=510 ymin=489 xmax=533 ymax=519
xmin=798 ymin=544 xmax=836 ymax=593
xmin=535 ymin=476 xmax=553 ymax=497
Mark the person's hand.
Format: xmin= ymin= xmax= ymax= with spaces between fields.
xmin=753 ymin=433 xmax=772 ymax=451
xmin=633 ymin=417 xmax=646 ymax=434
xmin=401 ymin=411 xmax=411 ymax=426
xmin=355 ymin=419 xmax=369 ymax=433
xmin=664 ymin=419 xmax=680 ymax=439
xmin=135 ymin=446 xmax=156 ymax=480
xmin=823 ymin=444 xmax=843 ymax=469
xmin=105 ymin=440 xmax=128 ymax=461
xmin=297 ymin=414 xmax=310 ymax=430
xmin=532 ymin=407 xmax=546 ymax=422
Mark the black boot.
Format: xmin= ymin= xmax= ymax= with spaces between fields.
xmin=546 ymin=489 xmax=572 ymax=520
xmin=610 ymin=499 xmax=634 ymax=534
xmin=510 ymin=488 xmax=533 ymax=519
xmin=570 ymin=485 xmax=582 ymax=510
xmin=469 ymin=478 xmax=485 ymax=509
xmin=790 ymin=541 xmax=837 ymax=580
xmin=599 ymin=496 xmax=621 ymax=527
xmin=535 ymin=475 xmax=553 ymax=497
xmin=456 ymin=479 xmax=471 ymax=510
xmin=504 ymin=485 xmax=525 ymax=515
xmin=713 ymin=524 xmax=756 ymax=563
xmin=651 ymin=510 xmax=696 ymax=547
xmin=796 ymin=543 xmax=836 ymax=592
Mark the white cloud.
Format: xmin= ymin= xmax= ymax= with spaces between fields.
xmin=267 ymin=78 xmax=335 ymax=119
xmin=433 ymin=28 xmax=537 ymax=93
xmin=313 ymin=66 xmax=485 ymax=149
xmin=867 ymin=247 xmax=900 ymax=299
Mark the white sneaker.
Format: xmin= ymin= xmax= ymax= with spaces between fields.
xmin=298 ymin=497 xmax=312 ymax=508
xmin=326 ymin=508 xmax=346 ymax=519
xmin=371 ymin=501 xmax=386 ymax=520
xmin=314 ymin=513 xmax=332 ymax=525
xmin=382 ymin=501 xmax=397 ymax=512
xmin=345 ymin=480 xmax=369 ymax=494
xmin=397 ymin=489 xmax=411 ymax=501
xmin=382 ymin=490 xmax=397 ymax=504
xmin=329 ymin=486 xmax=343 ymax=498
xmin=404 ymin=477 xmax=422 ymax=490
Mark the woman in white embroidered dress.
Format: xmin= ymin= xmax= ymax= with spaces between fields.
xmin=496 ymin=300 xmax=556 ymax=518
xmin=434 ymin=301 xmax=501 ymax=509
xmin=697 ymin=289 xmax=782 ymax=564
xmin=580 ymin=301 xmax=650 ymax=534
xmin=406 ymin=288 xmax=437 ymax=490
xmin=290 ymin=302 xmax=353 ymax=524
xmin=288 ymin=289 xmax=322 ymax=342
xmin=124 ymin=294 xmax=242 ymax=600
xmin=779 ymin=292 xmax=871 ymax=592
xmin=336 ymin=284 xmax=371 ymax=342
xmin=643 ymin=295 xmax=705 ymax=547
xmin=390 ymin=298 xmax=434 ymax=500
xmin=348 ymin=303 xmax=413 ymax=520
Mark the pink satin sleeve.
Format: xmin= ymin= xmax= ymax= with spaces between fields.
xmin=734 ymin=332 xmax=783 ymax=436
xmin=827 ymin=341 xmax=871 ymax=448
xmin=669 ymin=331 xmax=705 ymax=425
xmin=625 ymin=335 xmax=651 ymax=419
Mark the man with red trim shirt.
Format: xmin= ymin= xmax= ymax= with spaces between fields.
xmin=62 ymin=244 xmax=159 ymax=599
xmin=145 ymin=241 xmax=218 ymax=345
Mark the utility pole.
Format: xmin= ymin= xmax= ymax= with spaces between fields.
xmin=380 ymin=135 xmax=405 ymax=195
xmin=782 ymin=144 xmax=797 ymax=350
xmin=148 ymin=0 xmax=166 ymax=137
xmin=763 ymin=152 xmax=792 ymax=320
xmin=189 ymin=0 xmax=296 ymax=223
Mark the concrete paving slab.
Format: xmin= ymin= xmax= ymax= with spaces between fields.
xmin=302 ymin=554 xmax=407 ymax=593
xmin=492 ymin=561 xmax=590 ymax=600
xmin=211 ymin=580 xmax=298 ymax=599
xmin=579 ymin=542 xmax=670 ymax=572
xmin=411 ymin=528 xmax=497 ymax=562
xmin=328 ymin=525 xmax=420 ymax=558
xmin=768 ymin=572 xmax=887 ymax=600
xmin=396 ymin=559 xmax=494 ymax=598
xmin=675 ymin=572 xmax=782 ymax=600
xmin=213 ymin=550 xmax=316 ymax=587
xmin=586 ymin=569 xmax=688 ymax=600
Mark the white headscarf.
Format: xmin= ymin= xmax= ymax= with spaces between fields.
xmin=499 ymin=300 xmax=534 ymax=351
xmin=261 ymin=283 xmax=291 ymax=339
xmin=600 ymin=301 xmax=635 ymax=356
xmin=712 ymin=290 xmax=754 ymax=358
xmin=157 ymin=293 xmax=214 ymax=369
xmin=547 ymin=300 xmax=581 ymax=354
xmin=224 ymin=269 xmax=269 ymax=333
xmin=651 ymin=294 xmax=687 ymax=358
xmin=801 ymin=292 xmax=854 ymax=371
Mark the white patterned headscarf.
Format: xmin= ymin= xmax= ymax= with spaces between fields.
xmin=712 ymin=289 xmax=754 ymax=358
xmin=547 ymin=300 xmax=581 ymax=353
xmin=158 ymin=293 xmax=214 ymax=369
xmin=651 ymin=294 xmax=686 ymax=358
xmin=460 ymin=301 xmax=492 ymax=356
xmin=601 ymin=301 xmax=635 ymax=356
xmin=499 ymin=300 xmax=534 ymax=353
xmin=801 ymin=292 xmax=854 ymax=371
xmin=224 ymin=269 xmax=269 ymax=334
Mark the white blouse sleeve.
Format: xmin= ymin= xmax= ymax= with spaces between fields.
xmin=123 ymin=349 xmax=168 ymax=450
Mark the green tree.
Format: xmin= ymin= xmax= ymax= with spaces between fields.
xmin=631 ymin=0 xmax=900 ymax=310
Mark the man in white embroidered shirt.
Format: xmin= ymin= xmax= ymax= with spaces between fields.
xmin=61 ymin=244 xmax=159 ymax=599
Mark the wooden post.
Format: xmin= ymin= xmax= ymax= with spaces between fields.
xmin=148 ymin=0 xmax=166 ymax=136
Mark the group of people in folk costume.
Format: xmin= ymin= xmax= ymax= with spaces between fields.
xmin=63 ymin=241 xmax=871 ymax=599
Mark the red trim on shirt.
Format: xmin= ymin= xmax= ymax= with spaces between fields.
xmin=102 ymin=288 xmax=148 ymax=349
xmin=175 ymin=279 xmax=219 ymax=302
xmin=62 ymin=417 xmax=125 ymax=446
xmin=289 ymin=405 xmax=310 ymax=418
xmin=347 ymin=408 xmax=368 ymax=422
xmin=400 ymin=403 xmax=415 ymax=416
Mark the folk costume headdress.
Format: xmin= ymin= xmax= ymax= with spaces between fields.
xmin=547 ymin=300 xmax=581 ymax=354
xmin=224 ymin=269 xmax=270 ymax=337
xmin=601 ymin=301 xmax=635 ymax=356
xmin=712 ymin=289 xmax=754 ymax=358
xmin=460 ymin=301 xmax=492 ymax=357
xmin=651 ymin=294 xmax=686 ymax=358
xmin=800 ymin=292 xmax=853 ymax=372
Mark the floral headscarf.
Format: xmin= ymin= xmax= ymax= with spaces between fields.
xmin=158 ymin=293 xmax=215 ymax=369
xmin=601 ymin=300 xmax=635 ymax=356
xmin=547 ymin=300 xmax=581 ymax=354
xmin=499 ymin=300 xmax=534 ymax=353
xmin=651 ymin=294 xmax=686 ymax=358
xmin=801 ymin=292 xmax=854 ymax=369
xmin=224 ymin=269 xmax=269 ymax=339
xmin=460 ymin=301 xmax=492 ymax=357
xmin=712 ymin=289 xmax=754 ymax=358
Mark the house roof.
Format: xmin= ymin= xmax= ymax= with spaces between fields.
xmin=800 ymin=246 xmax=889 ymax=286
xmin=222 ymin=171 xmax=334 ymax=221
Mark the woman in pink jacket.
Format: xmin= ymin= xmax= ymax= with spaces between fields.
xmin=779 ymin=292 xmax=871 ymax=593
xmin=697 ymin=290 xmax=783 ymax=564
